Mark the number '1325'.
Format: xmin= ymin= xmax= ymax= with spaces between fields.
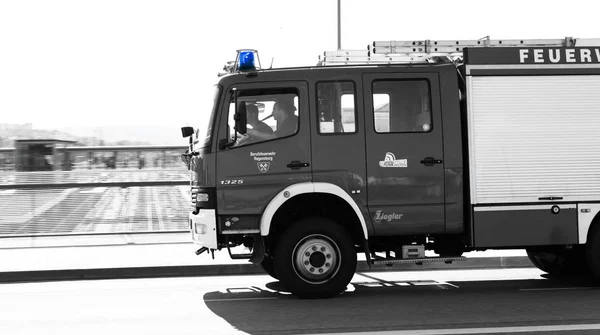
xmin=221 ymin=180 xmax=244 ymax=185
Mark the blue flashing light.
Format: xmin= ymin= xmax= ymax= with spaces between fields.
xmin=238 ymin=51 xmax=256 ymax=71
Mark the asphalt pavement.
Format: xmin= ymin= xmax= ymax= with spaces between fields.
xmin=0 ymin=232 xmax=533 ymax=283
xmin=2 ymin=268 xmax=600 ymax=335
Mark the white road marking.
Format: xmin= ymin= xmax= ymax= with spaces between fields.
xmin=251 ymin=285 xmax=292 ymax=295
xmin=520 ymin=287 xmax=598 ymax=291
xmin=441 ymin=281 xmax=459 ymax=288
xmin=79 ymin=187 xmax=107 ymax=194
xmin=309 ymin=323 xmax=600 ymax=335
xmin=356 ymin=273 xmax=459 ymax=289
xmin=203 ymin=297 xmax=279 ymax=302
xmin=152 ymin=187 xmax=165 ymax=230
xmin=146 ymin=188 xmax=153 ymax=231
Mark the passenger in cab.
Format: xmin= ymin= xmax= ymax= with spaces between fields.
xmin=272 ymin=101 xmax=298 ymax=138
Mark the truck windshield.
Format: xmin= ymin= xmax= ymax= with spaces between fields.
xmin=197 ymin=85 xmax=221 ymax=148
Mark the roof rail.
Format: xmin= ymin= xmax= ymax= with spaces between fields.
xmin=317 ymin=37 xmax=600 ymax=66
xmin=317 ymin=50 xmax=433 ymax=66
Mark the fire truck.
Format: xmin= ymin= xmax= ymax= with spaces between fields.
xmin=181 ymin=37 xmax=600 ymax=298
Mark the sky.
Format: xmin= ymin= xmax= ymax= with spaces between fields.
xmin=1 ymin=0 xmax=599 ymax=133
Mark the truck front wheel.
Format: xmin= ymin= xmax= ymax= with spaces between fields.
xmin=260 ymin=257 xmax=278 ymax=280
xmin=273 ymin=218 xmax=357 ymax=299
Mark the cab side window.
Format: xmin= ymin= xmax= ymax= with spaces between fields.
xmin=372 ymin=80 xmax=432 ymax=133
xmin=227 ymin=88 xmax=299 ymax=147
xmin=317 ymin=81 xmax=357 ymax=134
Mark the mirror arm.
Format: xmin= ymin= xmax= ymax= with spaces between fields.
xmin=232 ymin=88 xmax=239 ymax=144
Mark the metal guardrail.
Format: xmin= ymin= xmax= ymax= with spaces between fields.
xmin=0 ymin=170 xmax=188 ymax=188
xmin=0 ymin=145 xmax=188 ymax=172
xmin=0 ymin=170 xmax=190 ymax=237
xmin=0 ymin=145 xmax=192 ymax=239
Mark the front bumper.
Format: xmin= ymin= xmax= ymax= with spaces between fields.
xmin=190 ymin=209 xmax=217 ymax=249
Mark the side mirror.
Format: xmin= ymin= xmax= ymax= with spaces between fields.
xmin=234 ymin=103 xmax=247 ymax=135
xmin=181 ymin=126 xmax=194 ymax=138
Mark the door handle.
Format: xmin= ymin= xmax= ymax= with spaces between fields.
xmin=287 ymin=161 xmax=310 ymax=169
xmin=420 ymin=157 xmax=443 ymax=166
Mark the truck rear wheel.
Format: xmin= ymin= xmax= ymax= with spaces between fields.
xmin=586 ymin=225 xmax=600 ymax=281
xmin=526 ymin=246 xmax=589 ymax=276
xmin=273 ymin=218 xmax=357 ymax=299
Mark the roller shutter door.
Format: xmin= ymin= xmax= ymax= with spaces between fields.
xmin=467 ymin=75 xmax=600 ymax=204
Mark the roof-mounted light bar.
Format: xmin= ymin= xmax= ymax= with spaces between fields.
xmin=219 ymin=49 xmax=262 ymax=76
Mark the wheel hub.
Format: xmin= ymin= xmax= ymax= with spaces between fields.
xmin=309 ymin=252 xmax=326 ymax=268
xmin=293 ymin=235 xmax=340 ymax=284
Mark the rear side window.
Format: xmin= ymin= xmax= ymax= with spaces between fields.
xmin=317 ymin=81 xmax=357 ymax=134
xmin=372 ymin=79 xmax=432 ymax=133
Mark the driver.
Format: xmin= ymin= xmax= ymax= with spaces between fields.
xmin=247 ymin=103 xmax=274 ymax=135
xmin=245 ymin=101 xmax=297 ymax=141
xmin=234 ymin=103 xmax=274 ymax=146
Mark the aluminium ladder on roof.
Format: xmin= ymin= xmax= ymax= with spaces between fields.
xmin=317 ymin=50 xmax=431 ymax=66
xmin=369 ymin=37 xmax=582 ymax=54
xmin=318 ymin=37 xmax=600 ymax=66
xmin=318 ymin=49 xmax=461 ymax=66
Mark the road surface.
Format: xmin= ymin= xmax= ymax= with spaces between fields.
xmin=1 ymin=268 xmax=599 ymax=335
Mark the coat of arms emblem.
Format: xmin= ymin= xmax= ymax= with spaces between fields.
xmin=257 ymin=162 xmax=270 ymax=173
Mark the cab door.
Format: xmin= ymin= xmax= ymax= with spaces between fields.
xmin=310 ymin=79 xmax=371 ymax=235
xmin=363 ymin=73 xmax=445 ymax=235
xmin=215 ymin=81 xmax=311 ymax=219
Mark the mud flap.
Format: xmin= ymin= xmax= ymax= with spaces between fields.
xmin=249 ymin=235 xmax=265 ymax=264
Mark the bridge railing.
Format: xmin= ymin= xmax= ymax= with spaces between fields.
xmin=0 ymin=145 xmax=192 ymax=240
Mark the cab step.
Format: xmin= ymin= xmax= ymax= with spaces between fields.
xmin=367 ymin=244 xmax=467 ymax=266
xmin=371 ymin=256 xmax=467 ymax=266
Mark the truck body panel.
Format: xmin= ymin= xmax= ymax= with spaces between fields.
xmin=472 ymin=204 xmax=578 ymax=247
xmin=464 ymin=46 xmax=600 ymax=248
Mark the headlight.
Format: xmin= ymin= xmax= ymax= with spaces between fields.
xmin=192 ymin=188 xmax=209 ymax=202
xmin=195 ymin=223 xmax=207 ymax=235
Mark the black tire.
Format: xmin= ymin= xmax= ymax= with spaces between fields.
xmin=526 ymin=246 xmax=589 ymax=276
xmin=586 ymin=225 xmax=600 ymax=281
xmin=273 ymin=217 xmax=357 ymax=299
xmin=260 ymin=257 xmax=278 ymax=280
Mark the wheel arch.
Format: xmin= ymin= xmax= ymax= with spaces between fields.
xmin=580 ymin=204 xmax=600 ymax=244
xmin=260 ymin=182 xmax=369 ymax=243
